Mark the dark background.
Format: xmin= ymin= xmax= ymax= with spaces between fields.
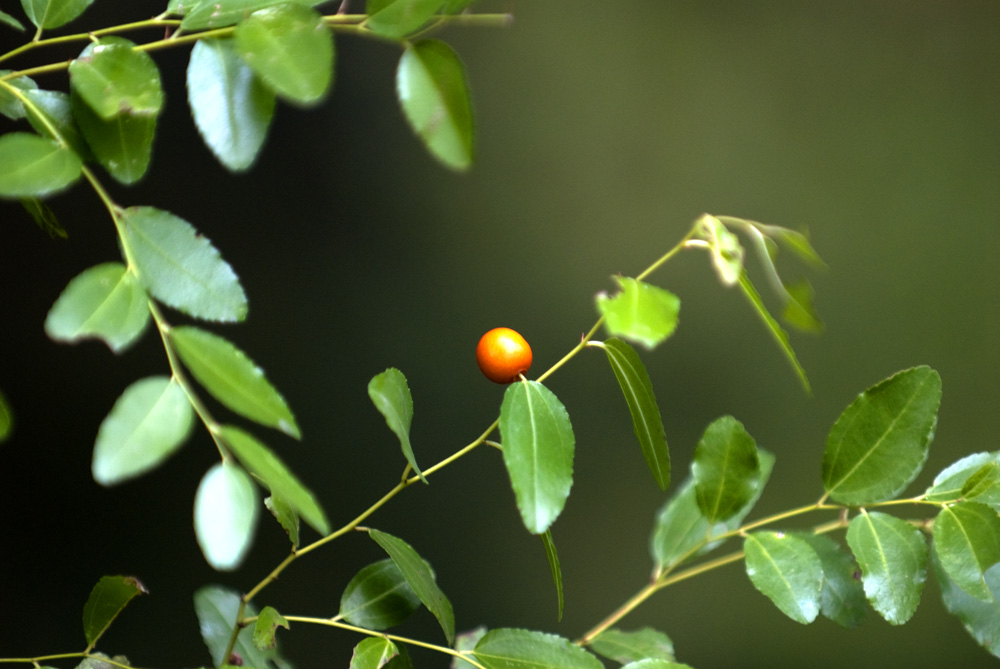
xmin=1 ymin=1 xmax=999 ymax=667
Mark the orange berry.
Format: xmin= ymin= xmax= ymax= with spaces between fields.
xmin=476 ymin=327 xmax=533 ymax=384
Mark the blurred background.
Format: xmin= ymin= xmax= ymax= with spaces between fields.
xmin=1 ymin=0 xmax=999 ymax=667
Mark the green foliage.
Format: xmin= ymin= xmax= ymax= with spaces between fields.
xmin=82 ymin=576 xmax=146 ymax=648
xmin=339 ymin=559 xmax=422 ymax=630
xmin=473 ymin=628 xmax=602 ymax=669
xmin=589 ymin=628 xmax=675 ymax=664
xmin=743 ymin=532 xmax=823 ymax=624
xmin=368 ymin=368 xmax=423 ymax=481
xmin=0 ymin=132 xmax=81 ymax=197
xmin=595 ymin=277 xmax=680 ymax=350
xmin=195 ymin=460 xmax=259 ymax=571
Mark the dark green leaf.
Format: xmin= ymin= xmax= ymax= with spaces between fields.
xmin=219 ymin=425 xmax=330 ymax=535
xmin=121 ymin=206 xmax=248 ymax=322
xmin=92 ymin=376 xmax=194 ymax=485
xmin=368 ymin=368 xmax=422 ymax=482
xmin=0 ymin=132 xmax=81 ymax=198
xmin=181 ymin=0 xmax=321 ymax=30
xmin=20 ymin=0 xmax=95 ymax=29
xmin=235 ymin=3 xmax=333 ymax=105
xmin=0 ymin=71 xmax=37 ymax=120
xmin=589 ymin=628 xmax=675 ymax=664
xmin=195 ymin=461 xmax=259 ymax=571
xmin=933 ymin=546 xmax=1000 ymax=659
xmin=70 ymin=38 xmax=163 ymax=120
xmin=595 ymin=277 xmax=680 ymax=350
xmin=601 ymin=338 xmax=670 ymax=490
xmin=541 ymin=529 xmax=564 ymax=621
xmin=71 ymin=88 xmax=155 ymax=184
xmin=194 ymin=585 xmax=279 ymax=668
xmin=0 ymin=388 xmax=12 ymax=443
xmin=82 ymin=575 xmax=147 ymax=647
xmin=172 ymin=325 xmax=300 ymax=438
xmin=397 ymin=39 xmax=474 ymax=171
xmin=961 ymin=462 xmax=1000 ymax=509
xmin=45 ymin=263 xmax=150 ymax=353
xmin=0 ymin=10 xmax=25 ymax=30
xmin=366 ymin=0 xmax=442 ymax=39
xmin=692 ymin=416 xmax=760 ymax=524
xmin=846 ymin=511 xmax=929 ymax=625
xmin=20 ymin=197 xmax=67 ymax=239
xmin=933 ymin=502 xmax=1000 ymax=601
xmin=187 ymin=38 xmax=275 ymax=172
xmin=499 ymin=380 xmax=576 ymax=535
xmin=794 ymin=533 xmax=867 ymax=628
xmin=744 ymin=531 xmax=823 ymax=624
xmin=253 ymin=606 xmax=288 ymax=650
xmin=369 ymin=529 xmax=455 ymax=645
xmin=473 ymin=628 xmax=603 ymax=669
xmin=926 ymin=452 xmax=1000 ymax=503
xmin=823 ymin=366 xmax=942 ymax=505
xmin=265 ymin=494 xmax=300 ymax=547
xmin=339 ymin=559 xmax=421 ymax=630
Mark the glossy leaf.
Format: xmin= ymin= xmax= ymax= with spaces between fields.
xmin=194 ymin=461 xmax=259 ymax=571
xmin=82 ymin=575 xmax=147 ymax=647
xmin=601 ymin=338 xmax=670 ymax=490
xmin=473 ymin=629 xmax=603 ymax=669
xmin=692 ymin=416 xmax=760 ymax=524
xmin=925 ymin=452 xmax=1000 ymax=503
xmin=121 ymin=206 xmax=248 ymax=322
xmin=0 ymin=388 xmax=12 ymax=443
xmin=351 ymin=637 xmax=411 ymax=669
xmin=823 ymin=366 xmax=941 ymax=505
xmin=194 ymin=584 xmax=278 ymax=668
xmin=172 ymin=326 xmax=299 ymax=438
xmin=219 ymin=425 xmax=330 ymax=535
xmin=0 ymin=71 xmax=37 ymax=120
xmin=961 ymin=462 xmax=1000 ymax=509
xmin=265 ymin=494 xmax=300 ymax=547
xmin=366 ymin=0 xmax=442 ymax=39
xmin=368 ymin=368 xmax=423 ymax=481
xmin=24 ymin=89 xmax=89 ymax=159
xmin=92 ymin=376 xmax=194 ymax=485
xmin=596 ymin=277 xmax=680 ymax=350
xmin=45 ymin=263 xmax=150 ymax=353
xmin=235 ymin=3 xmax=333 ymax=105
xmin=933 ymin=502 xmax=1000 ymax=601
xmin=744 ymin=531 xmax=823 ymax=624
xmin=181 ymin=0 xmax=320 ymax=30
xmin=0 ymin=10 xmax=25 ymax=30
xmin=541 ymin=529 xmax=564 ymax=621
xmin=694 ymin=213 xmax=744 ymax=286
xmin=846 ymin=511 xmax=928 ymax=625
xmin=20 ymin=0 xmax=95 ymax=29
xmin=71 ymin=88 xmax=155 ymax=184
xmin=187 ymin=38 xmax=275 ymax=172
xmin=589 ymin=628 xmax=675 ymax=664
xmin=0 ymin=132 xmax=81 ymax=198
xmin=370 ymin=529 xmax=455 ymax=645
xmin=397 ymin=39 xmax=474 ymax=171
xmin=253 ymin=606 xmax=288 ymax=650
xmin=933 ymin=547 xmax=1000 ymax=660
xmin=499 ymin=380 xmax=575 ymax=535
xmin=795 ymin=533 xmax=867 ymax=628
xmin=339 ymin=559 xmax=421 ymax=630
xmin=70 ymin=38 xmax=163 ymax=120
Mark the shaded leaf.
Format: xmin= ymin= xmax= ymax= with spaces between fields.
xmin=194 ymin=585 xmax=279 ymax=668
xmin=933 ymin=501 xmax=1000 ymax=601
xmin=20 ymin=197 xmax=67 ymax=239
xmin=744 ymin=531 xmax=823 ymax=624
xmin=0 ymin=132 xmax=81 ymax=198
xmin=0 ymin=388 xmax=12 ymax=443
xmin=933 ymin=546 xmax=1000 ymax=660
xmin=589 ymin=628 xmax=675 ymax=664
xmin=595 ymin=277 xmax=680 ymax=350
xmin=70 ymin=38 xmax=163 ymax=120
xmin=692 ymin=416 xmax=760 ymax=524
xmin=265 ymin=494 xmax=300 ymax=547
xmin=0 ymin=10 xmax=25 ymax=30
xmin=473 ymin=628 xmax=603 ymax=669
xmin=541 ymin=529 xmax=564 ymax=621
xmin=795 ymin=533 xmax=867 ymax=628
xmin=823 ymin=366 xmax=941 ymax=505
xmin=195 ymin=461 xmax=259 ymax=571
xmin=926 ymin=451 xmax=1000 ymax=503
xmin=366 ymin=0 xmax=442 ymax=39
xmin=339 ymin=558 xmax=421 ymax=630
xmin=0 ymin=71 xmax=37 ymax=120
xmin=71 ymin=88 xmax=155 ymax=185
xmin=82 ymin=575 xmax=147 ymax=647
xmin=25 ymin=88 xmax=90 ymax=159
xmin=20 ymin=0 xmax=95 ymax=29
xmin=368 ymin=368 xmax=422 ymax=481
xmin=253 ymin=606 xmax=289 ymax=650
xmin=499 ymin=380 xmax=575 ymax=535
xmin=92 ymin=376 xmax=194 ymax=485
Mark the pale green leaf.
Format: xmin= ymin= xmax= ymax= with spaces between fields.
xmin=926 ymin=452 xmax=1000 ymax=503
xmin=744 ymin=531 xmax=823 ymax=624
xmin=694 ymin=213 xmax=744 ymax=286
xmin=366 ymin=0 xmax=442 ymax=39
xmin=795 ymin=533 xmax=867 ymax=628
xmin=253 ymin=606 xmax=289 ymax=650
xmin=194 ymin=585 xmax=279 ymax=668
xmin=933 ymin=547 xmax=1000 ymax=659
xmin=71 ymin=88 xmax=155 ymax=185
xmin=195 ymin=461 xmax=259 ymax=571
xmin=339 ymin=559 xmax=421 ymax=630
xmin=589 ymin=628 xmax=675 ymax=664
xmin=620 ymin=661 xmax=694 ymax=669
xmin=181 ymin=0 xmax=321 ymax=30
xmin=0 ymin=10 xmax=25 ymax=30
xmin=92 ymin=376 xmax=194 ymax=485
xmin=596 ymin=277 xmax=680 ymax=350
xmin=692 ymin=416 xmax=760 ymax=524
xmin=368 ymin=367 xmax=422 ymax=481
xmin=20 ymin=0 xmax=95 ymax=29
xmin=0 ymin=132 xmax=81 ymax=198
xmin=473 ymin=628 xmax=603 ymax=669
xmin=82 ymin=575 xmax=147 ymax=647
xmin=70 ymin=38 xmax=163 ymax=119
xmin=350 ymin=636 xmax=410 ymax=669
xmin=933 ymin=502 xmax=1000 ymax=601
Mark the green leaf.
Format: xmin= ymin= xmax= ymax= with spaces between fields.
xmin=20 ymin=197 xmax=67 ymax=239
xmin=694 ymin=213 xmax=745 ymax=286
xmin=219 ymin=425 xmax=330 ymax=535
xmin=368 ymin=368 xmax=422 ymax=482
xmin=187 ymin=38 xmax=275 ymax=172
xmin=253 ymin=606 xmax=289 ymax=650
xmin=45 ymin=263 xmax=150 ymax=353
xmin=846 ymin=511 xmax=929 ymax=625
xmin=20 ymin=0 xmax=95 ymax=29
xmin=0 ymin=10 xmax=25 ymax=30
xmin=499 ymin=380 xmax=576 ymax=535
xmin=366 ymin=0 xmax=442 ymax=39
xmin=369 ymin=529 xmax=455 ymax=645
xmin=0 ymin=71 xmax=37 ymax=120
xmin=794 ymin=533 xmax=867 ymax=628
xmin=441 ymin=0 xmax=477 ymax=12
xmin=234 ymin=3 xmax=333 ymax=106
xmin=596 ymin=277 xmax=680 ymax=350
xmin=601 ymin=338 xmax=670 ymax=491
xmin=780 ymin=278 xmax=823 ymax=333
xmin=70 ymin=38 xmax=163 ymax=120
xmin=195 ymin=461 xmax=259 ymax=571
xmin=473 ymin=628 xmax=603 ymax=669
xmin=933 ymin=502 xmax=1000 ymax=601
xmin=121 ymin=206 xmax=248 ymax=322
xmin=0 ymin=132 xmax=81 ymax=198
xmin=396 ymin=39 xmax=474 ymax=171
xmin=71 ymin=88 xmax=155 ymax=184
xmin=933 ymin=546 xmax=1000 ymax=660
xmin=265 ymin=494 xmax=300 ymax=547
xmin=961 ymin=462 xmax=1000 ymax=509
xmin=25 ymin=89 xmax=90 ymax=159
xmin=822 ymin=366 xmax=942 ymax=505
xmin=452 ymin=627 xmax=488 ymax=669
xmin=744 ymin=531 xmax=823 ymax=624
xmin=92 ymin=376 xmax=194 ymax=485
xmin=692 ymin=416 xmax=760 ymax=524
xmin=339 ymin=558 xmax=421 ymax=630
xmin=181 ymin=0 xmax=321 ymax=30
xmin=589 ymin=628 xmax=675 ymax=664
xmin=73 ymin=653 xmax=131 ymax=669
xmin=194 ymin=585 xmax=279 ymax=668
xmin=350 ymin=637 xmax=410 ymax=669
xmin=620 ymin=661 xmax=694 ymax=669
xmin=541 ymin=529 xmax=564 ymax=621
xmin=82 ymin=575 xmax=147 ymax=647
xmin=926 ymin=452 xmax=1000 ymax=503
xmin=0 ymin=388 xmax=12 ymax=443
xmin=172 ymin=325 xmax=300 ymax=438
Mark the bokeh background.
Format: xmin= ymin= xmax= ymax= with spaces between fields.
xmin=2 ymin=1 xmax=999 ymax=667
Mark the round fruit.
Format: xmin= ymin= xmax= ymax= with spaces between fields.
xmin=476 ymin=327 xmax=533 ymax=384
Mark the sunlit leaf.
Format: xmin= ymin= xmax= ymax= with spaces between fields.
xmin=82 ymin=575 xmax=147 ymax=647
xmin=181 ymin=0 xmax=322 ymax=30
xmin=366 ymin=0 xmax=442 ymax=39
xmin=70 ymin=38 xmax=163 ymax=120
xmin=473 ymin=629 xmax=603 ymax=669
xmin=694 ymin=213 xmax=744 ymax=286
xmin=589 ymin=628 xmax=675 ymax=664
xmin=933 ymin=502 xmax=1000 ymax=601
xmin=541 ymin=529 xmax=564 ymax=621
xmin=596 ymin=277 xmax=680 ymax=350
xmin=601 ymin=338 xmax=670 ymax=490
xmin=933 ymin=546 xmax=1000 ymax=660
xmin=0 ymin=132 xmax=81 ymax=198
xmin=619 ymin=661 xmax=694 ymax=669
xmin=194 ymin=585 xmax=279 ymax=668
xmin=253 ymin=606 xmax=288 ymax=650
xmin=350 ymin=637 xmax=411 ymax=669
xmin=823 ymin=366 xmax=941 ymax=505
xmin=339 ymin=559 xmax=421 ymax=630
xmin=692 ymin=416 xmax=760 ymax=524
xmin=20 ymin=0 xmax=96 ymax=29
xmin=744 ymin=531 xmax=823 ymax=624
xmin=71 ymin=88 xmax=155 ymax=185
xmin=368 ymin=368 xmax=422 ymax=482
xmin=92 ymin=376 xmax=194 ymax=485
xmin=397 ymin=39 xmax=474 ymax=171
xmin=499 ymin=380 xmax=575 ymax=535
xmin=194 ymin=460 xmax=259 ymax=571
xmin=795 ymin=533 xmax=867 ymax=628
